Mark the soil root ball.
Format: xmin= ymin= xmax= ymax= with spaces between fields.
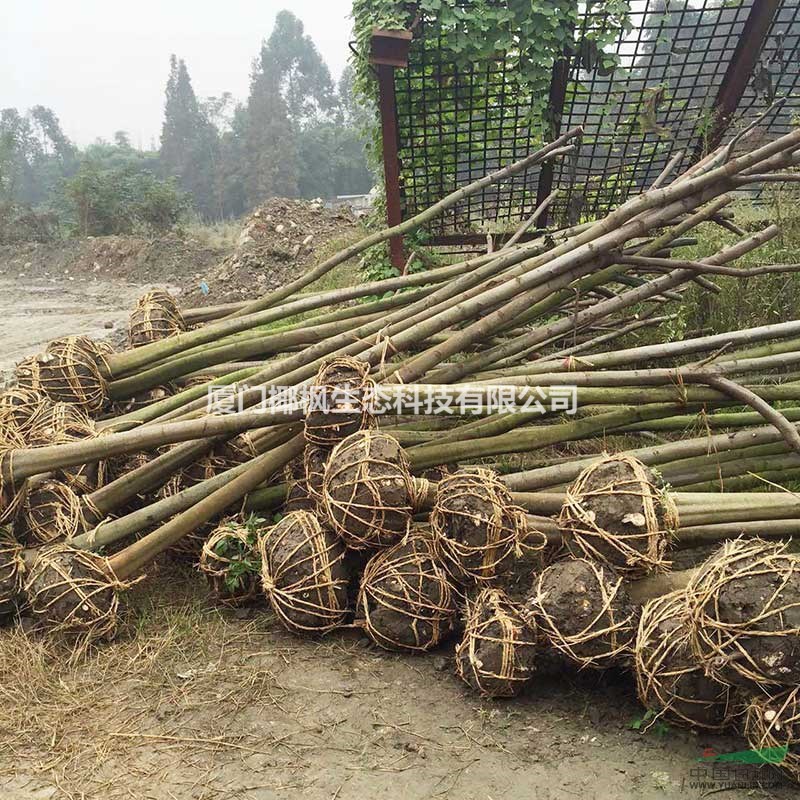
xmin=357 ymin=530 xmax=457 ymax=652
xmin=16 ymin=480 xmax=85 ymax=546
xmin=304 ymin=356 xmax=375 ymax=447
xmin=113 ymin=384 xmax=175 ymax=415
xmin=128 ymin=290 xmax=186 ymax=348
xmin=32 ymin=338 xmax=109 ymax=413
xmin=24 ymin=544 xmax=125 ymax=644
xmin=431 ymin=467 xmax=536 ymax=585
xmin=687 ymin=538 xmax=800 ymax=689
xmin=216 ymin=432 xmax=259 ymax=468
xmin=529 ymin=557 xmax=635 ymax=671
xmin=259 ymin=510 xmax=350 ymax=634
xmin=303 ymin=442 xmax=331 ymax=510
xmin=744 ymin=687 xmax=800 ymax=785
xmin=199 ymin=519 xmax=261 ymax=605
xmin=0 ymin=528 xmax=25 ymax=619
xmin=322 ymin=431 xmax=415 ymax=550
xmin=455 ymin=587 xmax=537 ymax=698
xmin=635 ymin=590 xmax=734 ymax=732
xmin=0 ymin=388 xmax=51 ymax=435
xmin=559 ymin=454 xmax=677 ymax=580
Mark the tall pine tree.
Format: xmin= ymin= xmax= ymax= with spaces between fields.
xmin=160 ymin=55 xmax=220 ymax=219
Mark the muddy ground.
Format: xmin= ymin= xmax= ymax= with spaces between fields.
xmin=0 ymin=233 xmax=794 ymax=799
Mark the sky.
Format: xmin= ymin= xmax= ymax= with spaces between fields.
xmin=2 ymin=0 xmax=355 ymax=148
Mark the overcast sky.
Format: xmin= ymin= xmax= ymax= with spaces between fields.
xmin=2 ymin=0 xmax=355 ymax=148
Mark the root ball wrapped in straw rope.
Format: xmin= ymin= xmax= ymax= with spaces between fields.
xmin=16 ymin=480 xmax=85 ymax=546
xmin=0 ymin=528 xmax=24 ymax=618
xmin=199 ymin=519 xmax=261 ymax=605
xmin=529 ymin=558 xmax=635 ymax=670
xmin=0 ymin=388 xmax=50 ymax=435
xmin=304 ymin=356 xmax=375 ymax=447
xmin=431 ymin=467 xmax=533 ymax=584
xmin=323 ymin=431 xmax=416 ymax=550
xmin=24 ymin=544 xmax=124 ymax=644
xmin=559 ymin=454 xmax=677 ymax=579
xmin=744 ymin=687 xmax=800 ymax=785
xmin=303 ymin=442 xmax=330 ymax=510
xmin=28 ymin=338 xmax=109 ymax=413
xmin=687 ymin=538 xmax=800 ymax=689
xmin=357 ymin=530 xmax=456 ymax=652
xmin=455 ymin=588 xmax=537 ymax=698
xmin=259 ymin=510 xmax=350 ymax=634
xmin=128 ymin=290 xmax=186 ymax=348
xmin=635 ymin=590 xmax=734 ymax=732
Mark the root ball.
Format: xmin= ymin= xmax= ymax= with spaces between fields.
xmin=744 ymin=688 xmax=800 ymax=785
xmin=0 ymin=528 xmax=24 ymax=619
xmin=128 ymin=290 xmax=186 ymax=348
xmin=559 ymin=454 xmax=677 ymax=579
xmin=199 ymin=519 xmax=261 ymax=605
xmin=635 ymin=591 xmax=734 ymax=732
xmin=35 ymin=339 xmax=109 ymax=413
xmin=25 ymin=544 xmax=121 ymax=642
xmin=431 ymin=468 xmax=532 ymax=584
xmin=260 ymin=510 xmax=350 ymax=634
xmin=16 ymin=480 xmax=84 ymax=546
xmin=0 ymin=388 xmax=50 ymax=435
xmin=357 ymin=530 xmax=456 ymax=652
xmin=322 ymin=431 xmax=415 ymax=550
xmin=455 ymin=588 xmax=537 ymax=698
xmin=304 ymin=356 xmax=375 ymax=447
xmin=303 ymin=442 xmax=330 ymax=510
xmin=530 ymin=557 xmax=635 ymax=670
xmin=687 ymin=538 xmax=800 ymax=688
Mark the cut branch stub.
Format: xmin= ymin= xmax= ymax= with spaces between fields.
xmin=304 ymin=356 xmax=375 ymax=447
xmin=0 ymin=527 xmax=24 ymax=619
xmin=431 ymin=467 xmax=534 ymax=585
xmin=322 ymin=430 xmax=415 ymax=550
xmin=128 ymin=290 xmax=186 ymax=349
xmin=357 ymin=529 xmax=456 ymax=652
xmin=455 ymin=587 xmax=537 ymax=699
xmin=529 ymin=557 xmax=635 ymax=671
xmin=259 ymin=510 xmax=351 ymax=634
xmin=15 ymin=480 xmax=85 ymax=546
xmin=24 ymin=544 xmax=123 ymax=645
xmin=559 ymin=454 xmax=678 ymax=580
xmin=687 ymin=538 xmax=800 ymax=689
xmin=199 ymin=519 xmax=261 ymax=605
xmin=744 ymin=687 xmax=800 ymax=785
xmin=634 ymin=590 xmax=734 ymax=732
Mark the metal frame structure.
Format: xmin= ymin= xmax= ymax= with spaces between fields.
xmin=371 ymin=1 xmax=799 ymax=267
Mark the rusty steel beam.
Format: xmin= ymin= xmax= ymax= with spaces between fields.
xmin=371 ymin=29 xmax=412 ymax=270
xmin=698 ymin=1 xmax=781 ymax=156
xmin=535 ymin=47 xmax=572 ymax=229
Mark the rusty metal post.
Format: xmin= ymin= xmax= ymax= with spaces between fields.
xmin=697 ymin=1 xmax=781 ymax=156
xmin=370 ymin=29 xmax=412 ymax=270
xmin=535 ymin=46 xmax=572 ymax=229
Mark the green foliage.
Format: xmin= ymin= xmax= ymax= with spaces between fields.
xmin=212 ymin=516 xmax=263 ymax=593
xmin=64 ymin=160 xmax=191 ymax=236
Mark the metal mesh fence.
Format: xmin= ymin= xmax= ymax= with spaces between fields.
xmin=392 ymin=1 xmax=800 ymax=237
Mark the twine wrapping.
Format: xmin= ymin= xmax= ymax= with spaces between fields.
xmin=17 ymin=480 xmax=85 ymax=546
xmin=24 ymin=544 xmax=128 ymax=647
xmin=303 ymin=442 xmax=331 ymax=510
xmin=216 ymin=431 xmax=260 ymax=468
xmin=357 ymin=530 xmax=456 ymax=652
xmin=199 ymin=519 xmax=261 ymax=605
xmin=322 ymin=430 xmax=414 ymax=550
xmin=259 ymin=510 xmax=350 ymax=634
xmin=0 ymin=449 xmax=28 ymax=526
xmin=0 ymin=388 xmax=50 ymax=435
xmin=634 ymin=590 xmax=734 ymax=732
xmin=431 ymin=467 xmax=535 ymax=585
xmin=0 ymin=527 xmax=24 ymax=618
xmin=744 ymin=687 xmax=800 ymax=785
xmin=559 ymin=454 xmax=677 ymax=580
xmin=304 ymin=356 xmax=376 ymax=447
xmin=128 ymin=290 xmax=186 ymax=348
xmin=455 ymin=587 xmax=537 ymax=698
xmin=687 ymin=538 xmax=800 ymax=688
xmin=531 ymin=557 xmax=635 ymax=671
xmin=32 ymin=338 xmax=109 ymax=413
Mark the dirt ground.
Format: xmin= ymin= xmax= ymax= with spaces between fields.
xmin=0 ymin=228 xmax=795 ymax=799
